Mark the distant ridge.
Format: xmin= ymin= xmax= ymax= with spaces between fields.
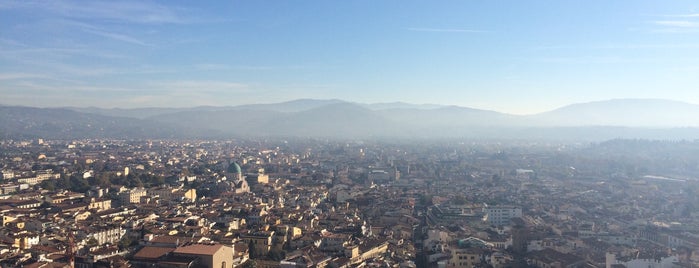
xmin=231 ymin=99 xmax=347 ymax=113
xmin=4 ymin=98 xmax=699 ymax=140
xmin=0 ymin=106 xmax=196 ymax=139
xmin=362 ymin=102 xmax=445 ymax=110
xmin=534 ymin=99 xmax=699 ymax=127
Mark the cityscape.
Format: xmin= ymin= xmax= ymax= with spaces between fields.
xmin=0 ymin=137 xmax=698 ymax=267
xmin=3 ymin=1 xmax=699 ymax=267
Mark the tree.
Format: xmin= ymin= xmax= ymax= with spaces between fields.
xmin=57 ymin=174 xmax=72 ymax=190
xmin=118 ymin=236 xmax=134 ymax=250
xmin=419 ymin=194 xmax=433 ymax=207
xmin=86 ymin=237 xmax=98 ymax=247
xmin=452 ymin=195 xmax=467 ymax=205
xmin=69 ymin=174 xmax=90 ymax=193
xmin=39 ymin=179 xmax=56 ymax=191
xmin=94 ymin=173 xmax=112 ymax=188
xmin=242 ymin=259 xmax=256 ymax=268
xmin=248 ymin=240 xmax=256 ymax=258
xmin=151 ymin=175 xmax=165 ymax=186
xmin=267 ymin=248 xmax=286 ymax=261
xmin=125 ymin=173 xmax=142 ymax=187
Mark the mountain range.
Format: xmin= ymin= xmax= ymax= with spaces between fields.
xmin=2 ymin=99 xmax=699 ymax=140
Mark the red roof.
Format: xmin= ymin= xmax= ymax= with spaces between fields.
xmin=133 ymin=246 xmax=174 ymax=260
xmin=173 ymin=243 xmax=225 ymax=256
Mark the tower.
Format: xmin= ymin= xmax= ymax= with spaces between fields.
xmin=66 ymin=230 xmax=75 ymax=268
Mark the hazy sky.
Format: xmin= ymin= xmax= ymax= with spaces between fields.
xmin=2 ymin=1 xmax=699 ymax=114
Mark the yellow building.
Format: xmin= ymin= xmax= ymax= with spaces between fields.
xmin=149 ymin=187 xmax=196 ymax=201
xmin=119 ymin=187 xmax=147 ymax=204
xmin=172 ymin=243 xmax=234 ymax=268
xmin=447 ymin=247 xmax=485 ymax=268
xmin=1 ymin=215 xmax=17 ymax=226
xmin=182 ymin=188 xmax=197 ymax=201
xmin=241 ymin=231 xmax=275 ymax=257
xmin=88 ymin=198 xmax=112 ymax=211
xmin=13 ymin=232 xmax=40 ymax=250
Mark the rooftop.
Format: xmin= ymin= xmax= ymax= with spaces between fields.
xmin=173 ymin=243 xmax=225 ymax=256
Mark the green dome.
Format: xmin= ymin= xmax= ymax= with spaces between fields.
xmin=227 ymin=162 xmax=242 ymax=174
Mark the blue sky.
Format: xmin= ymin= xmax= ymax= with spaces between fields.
xmin=2 ymin=1 xmax=699 ymax=114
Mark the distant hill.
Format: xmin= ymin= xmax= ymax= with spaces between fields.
xmin=67 ymin=106 xmax=233 ymax=119
xmin=4 ymin=98 xmax=699 ymax=140
xmin=147 ymin=108 xmax=284 ymax=137
xmin=260 ymin=102 xmax=403 ymax=137
xmin=362 ymin=102 xmax=445 ymax=110
xmin=0 ymin=106 xmax=195 ymax=139
xmin=231 ymin=99 xmax=347 ymax=113
xmin=147 ymin=102 xmax=403 ymax=138
xmin=378 ymin=105 xmax=519 ymax=128
xmin=531 ymin=99 xmax=699 ymax=127
xmin=67 ymin=99 xmax=347 ymax=119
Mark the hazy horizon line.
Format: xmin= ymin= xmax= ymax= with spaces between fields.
xmin=2 ymin=97 xmax=697 ymax=117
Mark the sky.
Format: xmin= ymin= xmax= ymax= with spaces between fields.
xmin=2 ymin=1 xmax=699 ymax=115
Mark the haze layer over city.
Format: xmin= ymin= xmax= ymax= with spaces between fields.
xmin=2 ymin=1 xmax=699 ymax=268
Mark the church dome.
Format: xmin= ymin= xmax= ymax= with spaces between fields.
xmin=227 ymin=162 xmax=242 ymax=174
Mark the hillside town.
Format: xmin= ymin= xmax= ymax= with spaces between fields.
xmin=0 ymin=138 xmax=698 ymax=268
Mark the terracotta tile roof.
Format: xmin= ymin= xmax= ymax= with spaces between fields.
xmin=173 ymin=243 xmax=225 ymax=256
xmin=149 ymin=235 xmax=187 ymax=245
xmin=133 ymin=246 xmax=174 ymax=260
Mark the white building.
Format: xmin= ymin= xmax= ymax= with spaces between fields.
xmin=483 ymin=205 xmax=522 ymax=226
xmin=606 ymin=252 xmax=679 ymax=268
xmin=88 ymin=225 xmax=126 ymax=246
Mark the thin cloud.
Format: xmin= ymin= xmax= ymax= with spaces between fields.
xmin=1 ymin=0 xmax=191 ymax=24
xmin=194 ymin=63 xmax=230 ymax=71
xmin=0 ymin=73 xmax=47 ymax=80
xmin=55 ymin=19 xmax=153 ymax=47
xmin=232 ymin=65 xmax=309 ymax=71
xmin=83 ymin=28 xmax=152 ymax=47
xmin=147 ymin=80 xmax=250 ymax=93
xmin=2 ymin=81 xmax=119 ymax=94
xmin=644 ymin=18 xmax=699 ymax=33
xmin=651 ymin=28 xmax=699 ymax=34
xmin=0 ymin=72 xmax=85 ymax=84
xmin=658 ymin=13 xmax=699 ymax=18
xmin=0 ymin=37 xmax=133 ymax=60
xmin=191 ymin=64 xmax=312 ymax=71
xmin=530 ymin=56 xmax=647 ymax=64
xmin=10 ymin=58 xmax=118 ymax=77
xmin=534 ymin=43 xmax=699 ymax=50
xmin=407 ymin=27 xmax=488 ymax=33
xmin=654 ymin=20 xmax=699 ymax=28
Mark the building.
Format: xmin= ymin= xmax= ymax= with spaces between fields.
xmin=87 ymin=198 xmax=112 ymax=211
xmin=119 ymin=187 xmax=147 ymax=204
xmin=149 ymin=186 xmax=197 ymax=201
xmin=447 ymin=247 xmax=486 ymax=268
xmin=528 ymin=248 xmax=586 ymax=268
xmin=246 ymin=170 xmax=269 ymax=185
xmin=87 ymin=225 xmax=125 ymax=246
xmin=171 ymin=243 xmax=234 ymax=268
xmin=227 ymin=162 xmax=243 ymax=181
xmin=483 ymin=205 xmax=522 ymax=226
xmin=1 ymin=170 xmax=14 ymax=180
xmin=241 ymin=231 xmax=275 ymax=257
xmin=606 ymin=251 xmax=680 ymax=268
xmin=226 ymin=162 xmax=250 ymax=194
